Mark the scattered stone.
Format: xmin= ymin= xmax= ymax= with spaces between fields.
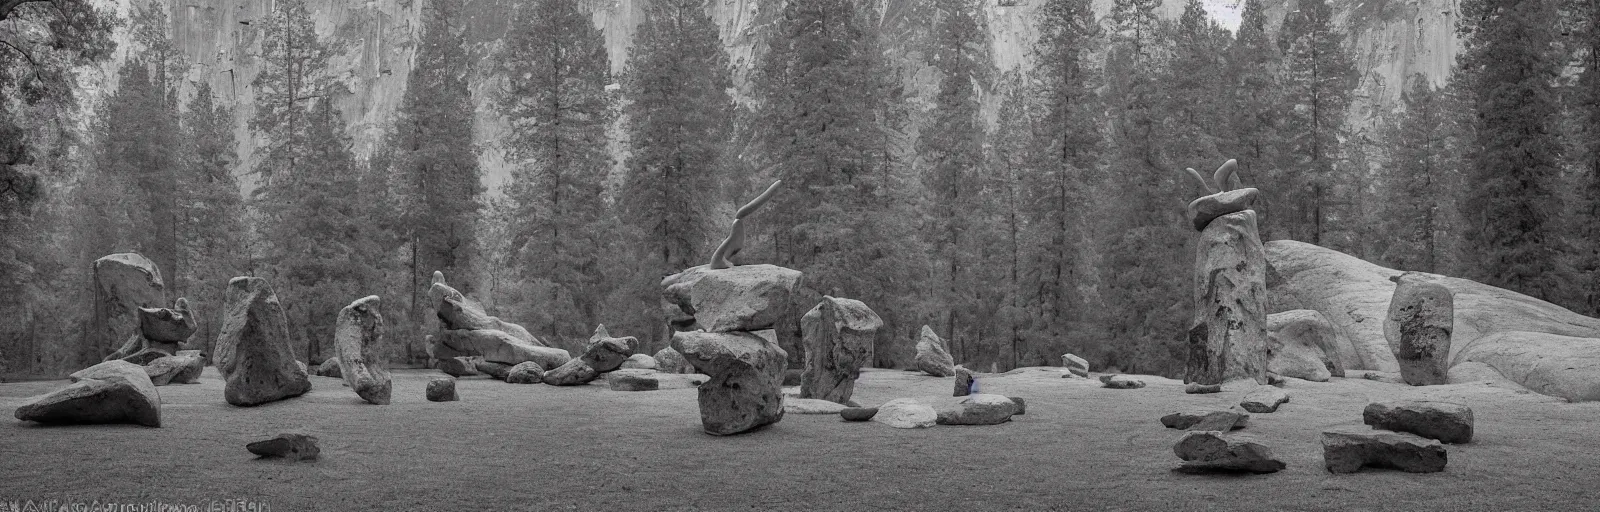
xmin=1173 ymin=430 xmax=1285 ymax=473
xmin=144 ymin=354 xmax=204 ymax=385
xmin=786 ymin=398 xmax=850 ymax=414
xmin=1187 ymin=210 xmax=1269 ymax=386
xmin=914 ymin=326 xmax=956 ymax=377
xmin=505 ymin=362 xmax=545 ymax=384
xmin=435 ymin=356 xmax=480 ymax=377
xmin=427 ymin=329 xmax=570 ymax=369
xmin=1363 ymin=401 xmax=1473 ymax=444
xmin=1185 ymin=382 xmax=1223 ymax=394
xmin=215 ymin=277 xmax=312 ymax=407
xmin=954 ymin=365 xmax=977 ymax=397
xmin=935 ymin=394 xmax=1018 ymax=426
xmin=1266 ymin=309 xmax=1345 ymax=380
xmin=474 ymin=360 xmax=513 ymax=381
xmin=605 ymin=369 xmax=708 ymax=391
xmin=429 ymin=271 xmax=538 ymax=342
xmin=653 ymin=346 xmax=693 ymax=374
xmin=1100 ymin=375 xmax=1146 ymax=389
xmin=840 ymin=407 xmax=878 ymax=422
xmin=1322 ymin=427 xmax=1447 ymax=473
xmin=873 ymin=398 xmax=938 ymax=429
xmin=425 ymin=377 xmax=458 ymax=402
xmin=1161 ymin=409 xmax=1250 ymax=431
xmin=17 ymin=360 xmax=160 ymax=427
xmin=800 ymin=296 xmax=882 ymax=405
xmin=620 ymin=354 xmax=659 ymax=370
xmin=333 ymin=296 xmax=392 ymax=405
xmin=672 ymin=330 xmax=787 ymax=435
xmin=1384 ymin=273 xmax=1454 ymax=386
xmin=1062 ymin=353 xmax=1090 ymax=374
xmin=315 ymin=357 xmax=342 ymax=378
xmin=246 ymin=433 xmax=319 ymax=461
xmin=661 ymin=264 xmax=802 ymax=333
xmin=1008 ymin=397 xmax=1026 ymax=415
xmin=1239 ymin=386 xmax=1290 ymax=413
xmin=91 ymin=253 xmax=165 ymax=358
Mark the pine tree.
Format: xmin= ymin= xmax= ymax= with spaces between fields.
xmin=1225 ymin=0 xmax=1288 ymax=240
xmin=175 ymin=83 xmax=248 ymax=357
xmin=249 ymin=0 xmax=342 ymax=195
xmin=1376 ymin=75 xmax=1451 ymax=273
xmin=985 ymin=73 xmax=1036 ymax=366
xmin=1456 ymin=0 xmax=1570 ymax=302
xmin=1572 ymin=0 xmax=1600 ymax=315
xmin=496 ymin=0 xmax=617 ymax=344
xmin=1277 ymin=0 xmax=1357 ymax=248
xmin=389 ymin=0 xmax=483 ymax=325
xmin=619 ymin=0 xmax=734 ymax=351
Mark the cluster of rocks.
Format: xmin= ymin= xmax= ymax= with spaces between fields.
xmin=1162 ymin=400 xmax=1282 ymax=473
xmin=664 ymin=264 xmax=797 ymax=435
xmin=424 ymin=271 xmax=572 ymax=376
xmin=845 ymin=394 xmax=1025 ymax=429
xmin=92 ymin=254 xmax=206 ymax=386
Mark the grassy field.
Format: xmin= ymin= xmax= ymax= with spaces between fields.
xmin=1 ymin=366 xmax=1596 ymax=511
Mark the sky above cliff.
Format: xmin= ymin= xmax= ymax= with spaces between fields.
xmin=1203 ymin=0 xmax=1244 ymax=31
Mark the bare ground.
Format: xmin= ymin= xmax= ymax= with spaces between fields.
xmin=1 ymin=366 xmax=1597 ymax=511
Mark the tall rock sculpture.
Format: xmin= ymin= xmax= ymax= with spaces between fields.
xmin=105 ymin=298 xmax=197 ymax=365
xmin=91 ymin=253 xmax=166 ymax=357
xmin=1184 ymin=160 xmax=1268 ymax=385
xmin=428 ymin=271 xmax=538 ymax=342
xmin=1384 ymin=273 xmax=1453 ymax=385
xmin=215 ymin=277 xmax=312 ymax=406
xmin=799 ymin=296 xmax=882 ymax=404
xmin=335 ymin=295 xmax=392 ymax=404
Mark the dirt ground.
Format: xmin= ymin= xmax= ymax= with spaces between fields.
xmin=1 ymin=366 xmax=1597 ymax=511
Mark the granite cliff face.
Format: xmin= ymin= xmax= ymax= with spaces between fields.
xmin=102 ymin=0 xmax=1456 ymax=193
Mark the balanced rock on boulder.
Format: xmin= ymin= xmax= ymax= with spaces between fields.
xmin=544 ymin=325 xmax=638 ymax=386
xmin=1322 ymin=427 xmax=1447 ymax=473
xmin=107 ymin=298 xmax=198 ymax=365
xmin=334 ymin=295 xmax=392 ymax=405
xmin=215 ymin=277 xmax=311 ymax=407
xmin=1363 ymin=401 xmax=1473 ymax=444
xmin=1173 ymin=431 xmax=1285 ymax=473
xmin=672 ymin=330 xmax=787 ymax=435
xmin=799 ymin=296 xmax=882 ymax=405
xmin=661 ymin=264 xmax=802 ymax=333
xmin=91 ymin=253 xmax=165 ymax=359
xmin=1384 ymin=273 xmax=1453 ymax=386
xmin=17 ymin=360 xmax=161 ymax=427
xmin=914 ymin=326 xmax=956 ymax=377
xmin=143 ymin=354 xmax=204 ymax=385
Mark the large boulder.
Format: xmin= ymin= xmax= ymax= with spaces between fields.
xmin=914 ymin=326 xmax=956 ymax=377
xmin=672 ymin=330 xmax=787 ymax=435
xmin=214 ymin=277 xmax=311 ymax=407
xmin=1160 ymin=409 xmax=1250 ymax=431
xmin=1363 ymin=401 xmax=1473 ymax=444
xmin=91 ymin=253 xmax=165 ymax=357
xmin=873 ymin=398 xmax=938 ymax=429
xmin=427 ymin=329 xmax=571 ymax=368
xmin=17 ymin=360 xmax=160 ymax=427
xmin=1266 ymin=240 xmax=1600 ymax=401
xmin=799 ymin=296 xmax=882 ymax=404
xmin=506 ymin=362 xmax=545 ymax=384
xmin=426 ymin=377 xmax=458 ymax=402
xmin=653 ymin=346 xmax=694 ymax=374
xmin=1385 ymin=273 xmax=1454 ymax=386
xmin=106 ymin=298 xmax=199 ymax=364
xmin=334 ymin=295 xmax=392 ymax=405
xmin=1173 ymin=431 xmax=1285 ymax=473
xmin=543 ymin=325 xmax=638 ymax=386
xmin=1187 ymin=210 xmax=1269 ymax=385
xmin=661 ymin=264 xmax=803 ymax=333
xmin=934 ymin=394 xmax=1018 ymax=426
xmin=143 ymin=354 xmax=204 ymax=385
xmin=1265 ymin=310 xmax=1345 ymax=381
xmin=1322 ymin=428 xmax=1447 ymax=473
xmin=428 ymin=271 xmax=537 ymax=343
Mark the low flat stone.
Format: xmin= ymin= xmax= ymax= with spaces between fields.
xmin=1185 ymin=383 xmax=1222 ymax=394
xmin=1187 ymin=188 xmax=1260 ymax=231
xmin=246 ymin=433 xmax=319 ymax=461
xmin=436 ymin=356 xmax=479 ymax=377
xmin=1322 ymin=427 xmax=1447 ymax=473
xmin=506 ymin=362 xmax=545 ymax=384
xmin=620 ymin=354 xmax=659 ymax=370
xmin=1100 ymin=375 xmax=1146 ymax=389
xmin=935 ymin=394 xmax=1018 ymax=426
xmin=605 ymin=369 xmax=709 ymax=391
xmin=1363 ymin=401 xmax=1473 ymax=444
xmin=144 ymin=354 xmax=204 ymax=385
xmin=1008 ymin=397 xmax=1026 ymax=415
xmin=425 ymin=377 xmax=458 ymax=402
xmin=1174 ymin=431 xmax=1285 ymax=473
xmin=1240 ymin=386 xmax=1290 ymax=413
xmin=840 ymin=407 xmax=878 ymax=421
xmin=475 ymin=360 xmax=513 ymax=380
xmin=19 ymin=360 xmax=160 ymax=427
xmin=1161 ymin=409 xmax=1250 ymax=431
xmin=786 ymin=398 xmax=850 ymax=414
xmin=873 ymin=398 xmax=937 ymax=429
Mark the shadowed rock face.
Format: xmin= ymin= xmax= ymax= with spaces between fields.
xmin=672 ymin=330 xmax=787 ymax=436
xmin=1187 ymin=210 xmax=1268 ymax=385
xmin=1385 ymin=274 xmax=1453 ymax=386
xmin=427 ymin=329 xmax=571 ymax=368
xmin=215 ymin=277 xmax=311 ymax=407
xmin=914 ymin=326 xmax=956 ymax=377
xmin=1322 ymin=428 xmax=1447 ymax=474
xmin=18 ymin=360 xmax=161 ymax=427
xmin=800 ymin=296 xmax=882 ymax=404
xmin=92 ymin=253 xmax=165 ymax=357
xmin=335 ymin=295 xmax=392 ymax=405
xmin=1266 ymin=309 xmax=1345 ymax=381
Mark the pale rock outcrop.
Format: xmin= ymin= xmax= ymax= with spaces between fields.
xmin=914 ymin=326 xmax=956 ymax=377
xmin=872 ymin=398 xmax=937 ymax=429
xmin=334 ymin=295 xmax=392 ymax=405
xmin=17 ymin=360 xmax=161 ymax=427
xmin=799 ymin=296 xmax=882 ymax=405
xmin=1265 ymin=309 xmax=1345 ymax=381
xmin=215 ymin=277 xmax=311 ymax=407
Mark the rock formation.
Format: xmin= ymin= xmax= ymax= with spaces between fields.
xmin=872 ymin=398 xmax=937 ymax=429
xmin=334 ymin=295 xmax=392 ymax=405
xmin=1321 ymin=427 xmax=1447 ymax=473
xmin=506 ymin=362 xmax=545 ymax=384
xmin=16 ymin=360 xmax=161 ymax=427
xmin=428 ymin=271 xmax=536 ymax=341
xmin=934 ymin=394 xmax=1019 ymax=425
xmin=1239 ymin=386 xmax=1289 ymax=413
xmin=427 ymin=329 xmax=570 ymax=369
xmin=1184 ymin=160 xmax=1268 ymax=386
xmin=543 ymin=324 xmax=638 ymax=386
xmin=246 ymin=433 xmax=319 ymax=461
xmin=1385 ymin=273 xmax=1454 ymax=385
xmin=91 ymin=253 xmax=165 ymax=357
xmin=1363 ymin=401 xmax=1473 ymax=444
xmin=105 ymin=298 xmax=199 ymax=365
xmin=799 ymin=296 xmax=882 ymax=404
xmin=653 ymin=347 xmax=694 ymax=374
xmin=1173 ymin=431 xmax=1285 ymax=473
xmin=426 ymin=377 xmax=458 ymax=402
xmin=672 ymin=330 xmax=787 ymax=435
xmin=143 ymin=354 xmax=204 ymax=385
xmin=661 ymin=264 xmax=802 ymax=333
xmin=1265 ymin=309 xmax=1345 ymax=381
xmin=1061 ymin=353 xmax=1090 ymax=377
xmin=214 ymin=277 xmax=311 ymax=407
xmin=914 ymin=326 xmax=956 ymax=377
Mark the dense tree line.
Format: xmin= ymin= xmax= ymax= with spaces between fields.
xmin=4 ymin=0 xmax=1600 ymax=379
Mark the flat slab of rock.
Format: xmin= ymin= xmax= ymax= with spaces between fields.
xmin=475 ymin=360 xmax=513 ymax=380
xmin=800 ymin=296 xmax=882 ymax=405
xmin=215 ymin=277 xmax=311 ymax=407
xmin=425 ymin=377 xmax=458 ymax=402
xmin=506 ymin=362 xmax=545 ymax=384
xmin=18 ymin=360 xmax=161 ymax=427
xmin=605 ymin=369 xmax=708 ymax=391
xmin=429 ymin=272 xmax=538 ymax=343
xmin=1062 ymin=353 xmax=1090 ymax=373
xmin=873 ymin=398 xmax=937 ymax=429
xmin=661 ymin=264 xmax=801 ymax=332
xmin=914 ymin=326 xmax=956 ymax=377
xmin=1100 ymin=375 xmax=1146 ymax=389
xmin=1161 ymin=409 xmax=1250 ymax=431
xmin=620 ymin=354 xmax=659 ymax=370
xmin=672 ymin=330 xmax=787 ymax=435
xmin=427 ymin=329 xmax=571 ymax=368
xmin=935 ymin=394 xmax=1018 ymax=425
xmin=1384 ymin=273 xmax=1453 ymax=386
xmin=841 ymin=407 xmax=878 ymax=421
xmin=1174 ymin=431 xmax=1285 ymax=473
xmin=1187 ymin=188 xmax=1260 ymax=231
xmin=786 ymin=398 xmax=850 ymax=414
xmin=1363 ymin=401 xmax=1473 ymax=444
xmin=334 ymin=296 xmax=391 ymax=405
xmin=1185 ymin=383 xmax=1222 ymax=394
xmin=144 ymin=354 xmax=205 ymax=385
xmin=1322 ymin=427 xmax=1447 ymax=473
xmin=247 ymin=433 xmax=319 ymax=461
xmin=1239 ymin=386 xmax=1289 ymax=413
